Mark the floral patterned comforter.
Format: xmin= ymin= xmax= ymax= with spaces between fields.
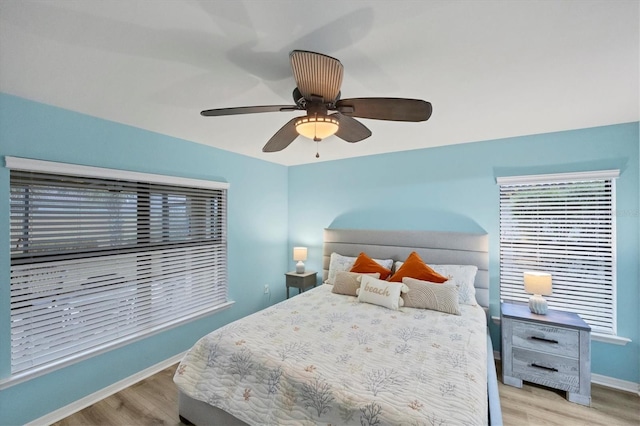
xmin=174 ymin=284 xmax=487 ymax=425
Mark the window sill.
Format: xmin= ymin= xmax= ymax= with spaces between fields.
xmin=490 ymin=316 xmax=631 ymax=346
xmin=592 ymin=333 xmax=631 ymax=346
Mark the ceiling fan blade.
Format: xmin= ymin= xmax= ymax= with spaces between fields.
xmin=334 ymin=113 xmax=372 ymax=143
xmin=336 ymin=98 xmax=432 ymax=122
xmin=262 ymin=117 xmax=299 ymax=152
xmin=290 ymin=50 xmax=343 ymax=101
xmin=201 ymin=105 xmax=298 ymax=117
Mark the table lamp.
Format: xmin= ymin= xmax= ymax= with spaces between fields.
xmin=293 ymin=247 xmax=307 ymax=274
xmin=524 ymin=271 xmax=552 ymax=314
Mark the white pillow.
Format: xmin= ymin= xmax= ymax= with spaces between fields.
xmin=356 ymin=275 xmax=408 ymax=310
xmin=326 ymin=253 xmax=356 ymax=284
xmin=326 ymin=253 xmax=393 ymax=285
xmin=430 ymin=264 xmax=478 ymax=306
xmin=394 ymin=262 xmax=478 ymax=306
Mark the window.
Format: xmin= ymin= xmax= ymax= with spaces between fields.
xmin=8 ymin=157 xmax=229 ymax=377
xmin=498 ymin=170 xmax=618 ymax=335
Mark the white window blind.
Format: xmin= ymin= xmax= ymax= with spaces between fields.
xmin=8 ymin=158 xmax=228 ymax=375
xmin=498 ymin=171 xmax=618 ymax=335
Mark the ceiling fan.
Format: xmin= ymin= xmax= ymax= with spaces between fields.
xmin=201 ymin=50 xmax=433 ymax=155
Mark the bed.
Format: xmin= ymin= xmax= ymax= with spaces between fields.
xmin=174 ymin=228 xmax=502 ymax=425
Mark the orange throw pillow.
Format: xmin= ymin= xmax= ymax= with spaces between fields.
xmin=350 ymin=252 xmax=392 ymax=280
xmin=389 ymin=251 xmax=448 ymax=283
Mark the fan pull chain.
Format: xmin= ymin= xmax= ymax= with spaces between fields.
xmin=316 ymin=141 xmax=320 ymax=158
xmin=313 ymin=113 xmax=320 ymax=142
xmin=314 ymin=113 xmax=317 ymax=140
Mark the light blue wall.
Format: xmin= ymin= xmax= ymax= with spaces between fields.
xmin=289 ymin=122 xmax=640 ymax=384
xmin=0 ymin=93 xmax=289 ymax=425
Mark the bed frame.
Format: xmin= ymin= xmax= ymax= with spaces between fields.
xmin=178 ymin=228 xmax=502 ymax=425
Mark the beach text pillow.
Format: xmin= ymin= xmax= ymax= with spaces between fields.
xmin=357 ymin=275 xmax=408 ymax=310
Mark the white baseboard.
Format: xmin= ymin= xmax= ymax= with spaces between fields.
xmin=26 ymin=351 xmax=186 ymax=426
xmin=592 ymin=373 xmax=640 ymax=395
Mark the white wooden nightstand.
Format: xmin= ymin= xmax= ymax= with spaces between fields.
xmin=501 ymin=302 xmax=591 ymax=406
xmin=285 ymin=271 xmax=317 ymax=298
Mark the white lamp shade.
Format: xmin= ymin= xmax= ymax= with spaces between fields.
xmin=293 ymin=247 xmax=308 ymax=261
xmin=524 ymin=271 xmax=552 ymax=296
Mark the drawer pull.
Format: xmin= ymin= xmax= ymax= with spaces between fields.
xmin=531 ymin=363 xmax=559 ymax=372
xmin=530 ymin=336 xmax=559 ymax=344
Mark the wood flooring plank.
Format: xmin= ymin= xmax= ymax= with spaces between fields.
xmin=127 ymin=380 xmax=179 ymax=422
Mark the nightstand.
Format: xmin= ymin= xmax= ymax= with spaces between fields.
xmin=285 ymin=271 xmax=317 ymax=298
xmin=501 ymin=302 xmax=591 ymax=406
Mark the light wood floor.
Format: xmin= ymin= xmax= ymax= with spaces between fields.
xmin=54 ymin=363 xmax=639 ymax=426
xmin=495 ymin=363 xmax=639 ymax=426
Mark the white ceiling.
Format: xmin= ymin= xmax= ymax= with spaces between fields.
xmin=1 ymin=0 xmax=638 ymax=166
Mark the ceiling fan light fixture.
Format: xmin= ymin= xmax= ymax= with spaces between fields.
xmin=295 ymin=114 xmax=339 ymax=141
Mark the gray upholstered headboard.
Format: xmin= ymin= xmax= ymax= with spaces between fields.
xmin=323 ymin=228 xmax=490 ymax=309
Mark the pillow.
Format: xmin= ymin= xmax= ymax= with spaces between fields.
xmin=325 ymin=252 xmax=393 ymax=284
xmin=326 ymin=253 xmax=357 ymax=284
xmin=430 ymin=264 xmax=478 ymax=306
xmin=402 ymin=277 xmax=461 ymax=315
xmin=389 ymin=252 xmax=448 ymax=283
xmin=350 ymin=252 xmax=392 ymax=280
xmin=356 ymin=275 xmax=408 ymax=310
xmin=332 ymin=271 xmax=380 ymax=296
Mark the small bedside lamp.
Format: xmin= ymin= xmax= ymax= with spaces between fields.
xmin=293 ymin=247 xmax=307 ymax=274
xmin=524 ymin=271 xmax=552 ymax=314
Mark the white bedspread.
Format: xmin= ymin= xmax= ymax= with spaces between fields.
xmin=174 ymin=284 xmax=487 ymax=425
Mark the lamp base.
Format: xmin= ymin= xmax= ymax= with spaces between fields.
xmin=528 ymin=294 xmax=548 ymax=315
xmin=296 ymin=261 xmax=305 ymax=274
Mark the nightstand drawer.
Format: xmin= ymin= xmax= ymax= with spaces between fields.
xmin=512 ymin=320 xmax=579 ymax=358
xmin=512 ymin=347 xmax=580 ymax=392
